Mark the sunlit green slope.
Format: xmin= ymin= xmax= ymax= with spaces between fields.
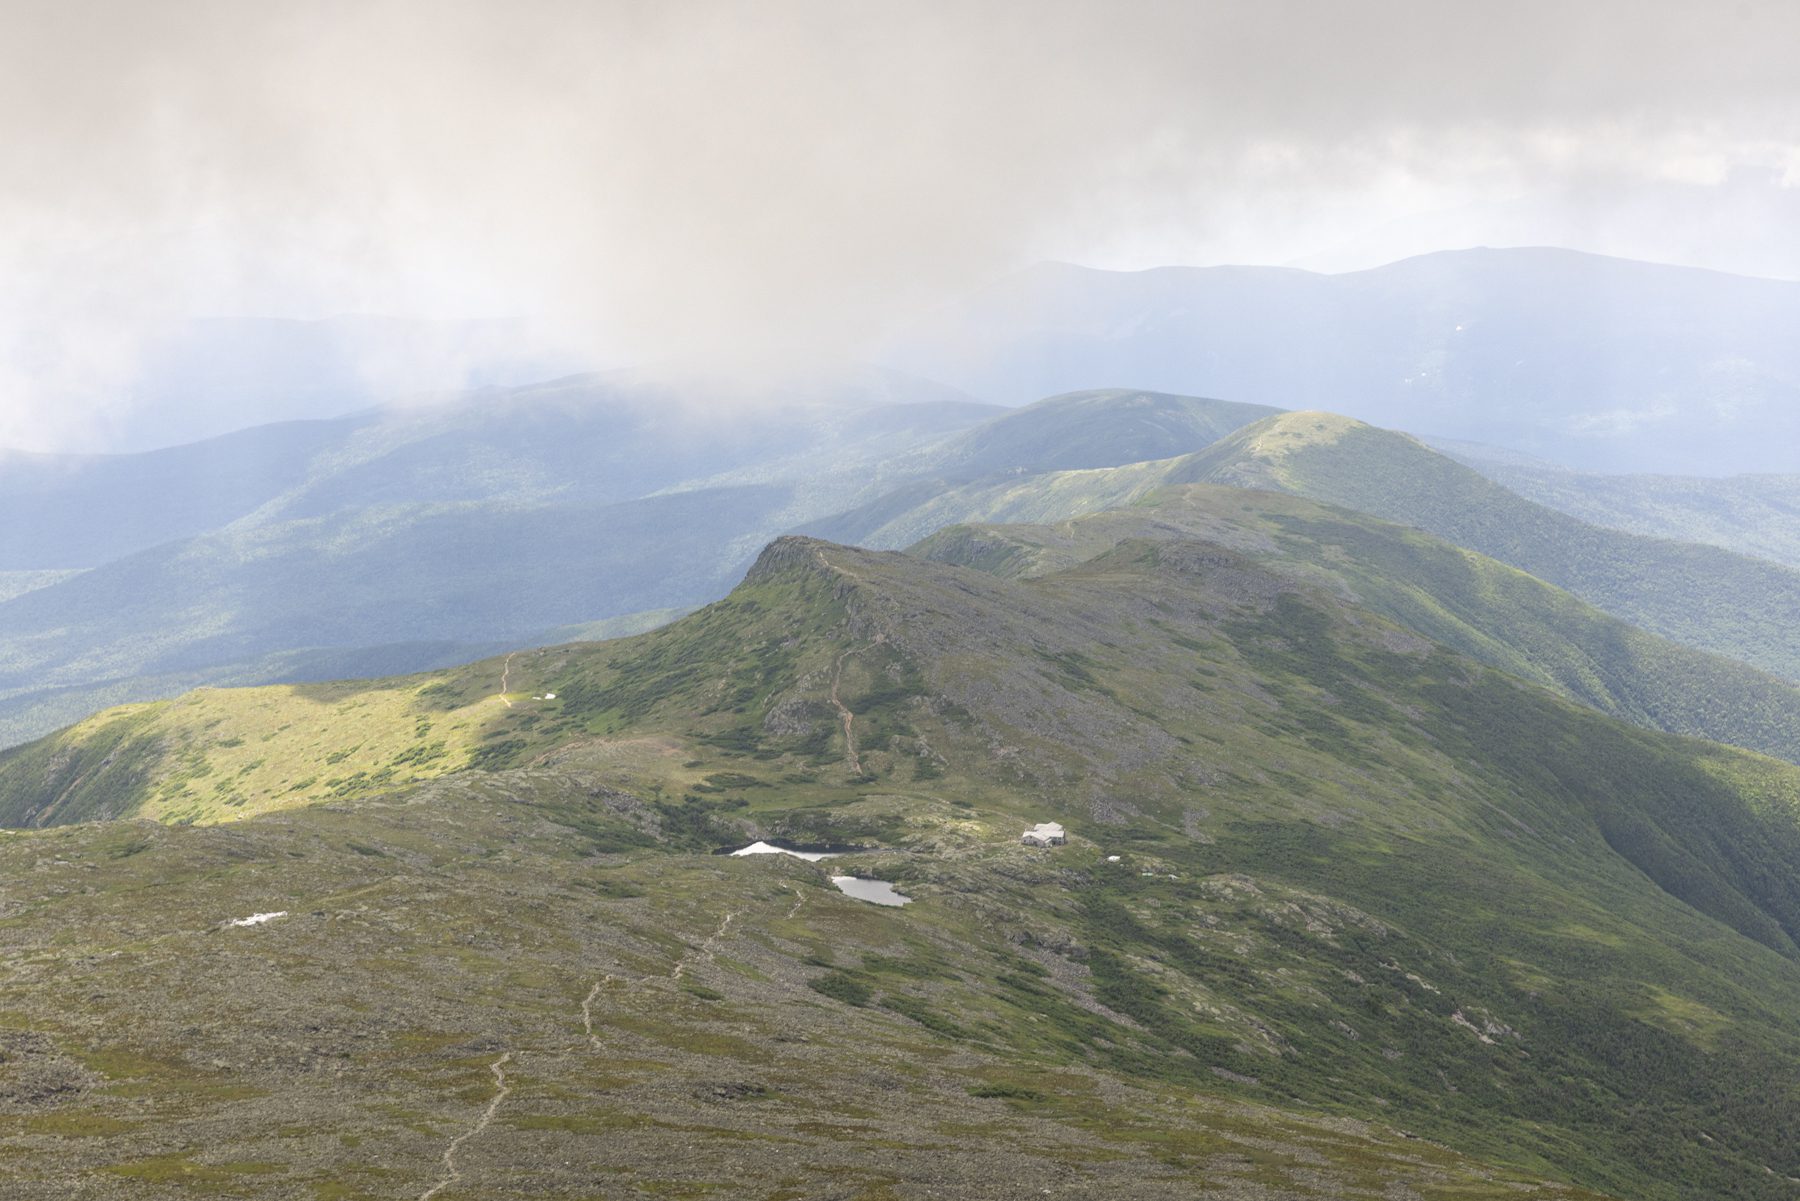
xmin=1167 ymin=411 xmax=1800 ymax=680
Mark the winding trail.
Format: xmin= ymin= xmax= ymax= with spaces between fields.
xmin=496 ymin=652 xmax=519 ymax=708
xmin=813 ymin=547 xmax=866 ymax=586
xmin=581 ymin=976 xmax=621 ymax=1048
xmin=577 ymin=906 xmax=740 ymax=1053
xmin=673 ymin=909 xmax=739 ymax=981
xmin=828 ymin=646 xmax=869 ymax=778
xmin=812 ymin=547 xmax=890 ymax=779
xmin=418 ymin=1052 xmax=512 ymax=1201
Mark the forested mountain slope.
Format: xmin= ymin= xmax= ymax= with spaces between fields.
xmin=1435 ymin=446 xmax=1800 ymax=571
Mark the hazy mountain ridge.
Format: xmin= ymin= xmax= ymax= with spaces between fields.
xmin=0 ymin=417 xmax=363 ymax=570
xmin=1435 ymin=444 xmax=1800 ymax=570
xmin=9 ymin=379 xmax=1798 ymax=762
xmin=909 ymin=387 xmax=1281 ymax=476
xmin=887 ymin=247 xmax=1800 ymax=474
xmin=0 ymin=370 xmax=1014 ymax=746
xmin=0 ymin=385 xmax=1278 ymax=748
xmin=58 ymin=314 xmax=584 ymax=454
xmin=796 ymin=413 xmax=1800 ymax=760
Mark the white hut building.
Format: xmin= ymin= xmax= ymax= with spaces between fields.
xmin=1021 ymin=822 xmax=1066 ymax=847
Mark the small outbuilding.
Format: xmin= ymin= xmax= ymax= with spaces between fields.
xmin=1021 ymin=822 xmax=1066 ymax=847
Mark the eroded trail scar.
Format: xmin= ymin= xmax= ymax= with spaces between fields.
xmin=829 ymin=646 xmax=868 ymax=777
xmin=811 ymin=549 xmax=885 ymax=779
xmin=673 ymin=910 xmax=738 ymax=981
xmin=814 ymin=547 xmax=865 ymax=586
xmin=577 ymin=910 xmax=739 ymax=1062
xmin=496 ymin=651 xmax=519 ymax=708
xmin=418 ymin=1051 xmax=512 ymax=1201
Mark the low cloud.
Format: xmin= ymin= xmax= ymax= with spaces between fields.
xmin=2 ymin=0 xmax=1797 ymax=448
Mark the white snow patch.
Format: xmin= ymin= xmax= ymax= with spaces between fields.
xmin=730 ymin=841 xmax=833 ymax=862
xmin=229 ymin=911 xmax=288 ymax=928
xmin=543 ymin=692 xmax=555 ymax=700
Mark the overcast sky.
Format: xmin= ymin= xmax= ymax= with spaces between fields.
xmin=3 ymin=0 xmax=1798 ymax=450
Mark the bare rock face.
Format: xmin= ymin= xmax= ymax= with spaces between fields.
xmin=761 ymin=695 xmax=831 ymax=739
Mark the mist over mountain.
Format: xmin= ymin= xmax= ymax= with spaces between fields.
xmin=1 ymin=315 xmax=585 ymax=455
xmin=9 ymin=380 xmax=1795 ymax=760
xmin=6 ymin=303 xmax=1800 ymax=1201
xmin=0 ymin=367 xmax=1004 ymax=745
xmin=887 ymin=248 xmax=1800 ymax=474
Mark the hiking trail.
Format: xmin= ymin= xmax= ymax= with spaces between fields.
xmin=418 ymin=1051 xmax=512 ymax=1201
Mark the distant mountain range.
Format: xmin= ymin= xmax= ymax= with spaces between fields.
xmin=0 ymin=368 xmax=1000 ymax=744
xmin=810 ymin=406 xmax=1800 ymax=686
xmin=7 ymin=378 xmax=1800 ymax=754
xmin=885 ymin=247 xmax=1800 ymax=474
xmin=73 ymin=314 xmax=584 ymax=453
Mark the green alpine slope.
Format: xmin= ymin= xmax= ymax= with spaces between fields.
xmin=907 ymin=484 xmax=1800 ymax=766
xmin=1165 ymin=411 xmax=1800 ymax=680
xmin=807 ymin=461 xmax=1800 ymax=766
xmin=7 ymin=531 xmax=1800 ymax=1197
xmin=1434 ymin=446 xmax=1800 ymax=572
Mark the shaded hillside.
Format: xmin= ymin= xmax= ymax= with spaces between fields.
xmin=0 ymin=384 xmax=1280 ymax=751
xmin=909 ymin=485 xmax=1800 ymax=767
xmin=805 ymin=452 xmax=1800 ymax=765
xmin=802 ymin=388 xmax=1277 ymax=549
xmin=10 ymin=532 xmax=1800 ymax=1196
xmin=1436 ymin=446 xmax=1800 ymax=571
xmin=0 ymin=419 xmax=357 ymax=570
